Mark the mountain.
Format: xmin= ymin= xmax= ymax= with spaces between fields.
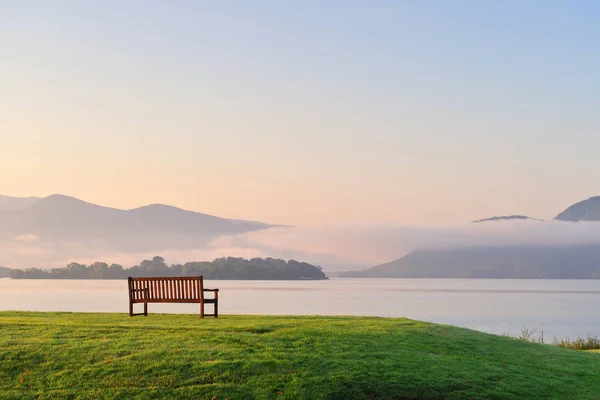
xmin=472 ymin=215 xmax=538 ymax=223
xmin=342 ymin=244 xmax=600 ymax=279
xmin=0 ymin=194 xmax=275 ymax=251
xmin=470 ymin=196 xmax=600 ymax=223
xmin=345 ymin=195 xmax=600 ymax=279
xmin=555 ymin=196 xmax=600 ymax=221
xmin=0 ymin=266 xmax=11 ymax=278
xmin=0 ymin=196 xmax=41 ymax=211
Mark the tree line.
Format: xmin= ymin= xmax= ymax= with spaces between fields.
xmin=9 ymin=256 xmax=328 ymax=280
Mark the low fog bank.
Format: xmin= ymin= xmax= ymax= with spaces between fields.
xmin=3 ymin=220 xmax=600 ymax=271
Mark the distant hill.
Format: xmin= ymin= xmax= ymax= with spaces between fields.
xmin=0 ymin=194 xmax=276 ymax=251
xmin=470 ymin=195 xmax=600 ymax=223
xmin=555 ymin=196 xmax=600 ymax=221
xmin=0 ymin=266 xmax=11 ymax=278
xmin=0 ymin=195 xmax=41 ymax=211
xmin=348 ymin=195 xmax=600 ymax=279
xmin=342 ymin=244 xmax=600 ymax=279
xmin=472 ymin=215 xmax=538 ymax=223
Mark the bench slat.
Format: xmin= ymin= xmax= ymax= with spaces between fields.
xmin=128 ymin=277 xmax=213 ymax=299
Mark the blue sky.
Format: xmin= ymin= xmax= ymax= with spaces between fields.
xmin=1 ymin=1 xmax=599 ymax=225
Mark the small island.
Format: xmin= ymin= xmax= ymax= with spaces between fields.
xmin=9 ymin=256 xmax=328 ymax=280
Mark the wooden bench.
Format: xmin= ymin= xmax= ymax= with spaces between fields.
xmin=127 ymin=276 xmax=218 ymax=318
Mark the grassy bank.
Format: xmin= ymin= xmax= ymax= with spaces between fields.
xmin=1 ymin=312 xmax=599 ymax=399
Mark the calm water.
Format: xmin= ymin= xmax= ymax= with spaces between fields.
xmin=1 ymin=278 xmax=599 ymax=340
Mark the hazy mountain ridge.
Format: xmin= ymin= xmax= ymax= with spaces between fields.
xmin=471 ymin=196 xmax=600 ymax=223
xmin=472 ymin=215 xmax=539 ymax=223
xmin=0 ymin=196 xmax=41 ymax=211
xmin=347 ymin=196 xmax=600 ymax=279
xmin=343 ymin=244 xmax=600 ymax=279
xmin=5 ymin=194 xmax=600 ymax=275
xmin=0 ymin=194 xmax=276 ymax=251
xmin=555 ymin=196 xmax=600 ymax=222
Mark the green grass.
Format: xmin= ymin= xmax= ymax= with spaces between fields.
xmin=1 ymin=312 xmax=600 ymax=399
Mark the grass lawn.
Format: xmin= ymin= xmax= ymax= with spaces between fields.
xmin=1 ymin=312 xmax=599 ymax=399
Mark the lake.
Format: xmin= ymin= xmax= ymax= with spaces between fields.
xmin=1 ymin=278 xmax=599 ymax=341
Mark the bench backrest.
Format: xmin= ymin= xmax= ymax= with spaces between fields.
xmin=128 ymin=276 xmax=204 ymax=302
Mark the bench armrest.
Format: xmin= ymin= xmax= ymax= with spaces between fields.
xmin=203 ymin=288 xmax=219 ymax=292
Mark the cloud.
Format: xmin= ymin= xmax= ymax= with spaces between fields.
xmin=14 ymin=234 xmax=39 ymax=243
xmin=3 ymin=220 xmax=600 ymax=271
xmin=215 ymin=220 xmax=600 ymax=270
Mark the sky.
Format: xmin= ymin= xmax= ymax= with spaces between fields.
xmin=2 ymin=1 xmax=600 ymax=226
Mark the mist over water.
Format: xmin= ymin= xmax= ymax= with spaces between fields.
xmin=4 ymin=220 xmax=600 ymax=271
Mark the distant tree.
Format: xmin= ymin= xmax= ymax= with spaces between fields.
xmin=9 ymin=269 xmax=24 ymax=279
xmin=107 ymin=264 xmax=124 ymax=279
xmin=10 ymin=256 xmax=328 ymax=280
xmin=89 ymin=262 xmax=109 ymax=279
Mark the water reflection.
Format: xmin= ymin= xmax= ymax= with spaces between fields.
xmin=1 ymin=278 xmax=599 ymax=340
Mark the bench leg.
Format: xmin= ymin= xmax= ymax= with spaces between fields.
xmin=144 ymin=302 xmax=148 ymax=317
xmin=213 ymin=291 xmax=218 ymax=318
xmin=129 ymin=300 xmax=133 ymax=317
xmin=200 ymin=302 xmax=204 ymax=318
